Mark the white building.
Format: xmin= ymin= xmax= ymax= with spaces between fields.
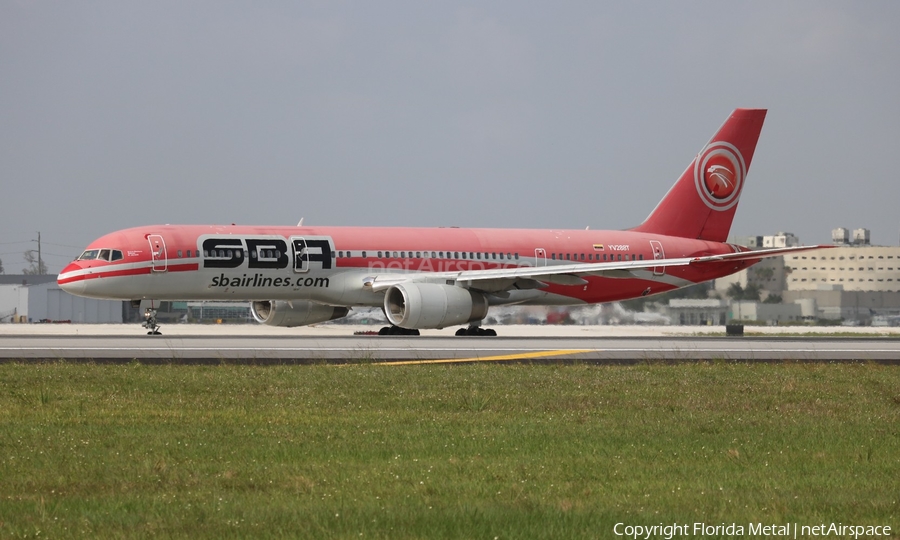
xmin=785 ymin=246 xmax=900 ymax=293
xmin=762 ymin=232 xmax=800 ymax=248
xmin=664 ymin=299 xmax=728 ymax=326
xmin=0 ymin=275 xmax=124 ymax=323
xmin=714 ymin=229 xmax=900 ymax=322
xmin=729 ymin=301 xmax=802 ymax=324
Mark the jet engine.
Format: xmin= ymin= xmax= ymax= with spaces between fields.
xmin=251 ymin=300 xmax=349 ymax=327
xmin=384 ymin=283 xmax=488 ymax=329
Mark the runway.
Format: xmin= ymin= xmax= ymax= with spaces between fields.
xmin=2 ymin=330 xmax=899 ymax=363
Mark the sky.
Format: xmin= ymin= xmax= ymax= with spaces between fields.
xmin=2 ymin=1 xmax=899 ymax=274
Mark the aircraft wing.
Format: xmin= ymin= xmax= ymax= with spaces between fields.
xmin=364 ymin=244 xmax=833 ymax=292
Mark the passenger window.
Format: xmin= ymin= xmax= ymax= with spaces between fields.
xmin=462 ymin=252 xmax=467 ymax=259
xmin=514 ymin=253 xmax=519 ymax=260
xmin=580 ymin=254 xmax=585 ymax=261
xmin=566 ymin=254 xmax=570 ymax=261
xmin=552 ymin=254 xmax=556 ymax=260
xmin=362 ymin=251 xmax=367 ymax=258
xmin=177 ymin=250 xmax=183 ymax=258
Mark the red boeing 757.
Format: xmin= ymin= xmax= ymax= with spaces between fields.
xmin=59 ymin=109 xmax=829 ymax=335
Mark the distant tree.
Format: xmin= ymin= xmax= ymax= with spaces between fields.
xmin=22 ymin=250 xmax=47 ymax=275
xmin=762 ymin=294 xmax=782 ymax=304
xmin=726 ymin=283 xmax=745 ymax=300
xmin=726 ymin=282 xmax=761 ymax=301
xmin=0 ymin=257 xmax=4 ymax=274
xmin=742 ymin=283 xmax=762 ymax=302
xmin=753 ymin=267 xmax=775 ymax=281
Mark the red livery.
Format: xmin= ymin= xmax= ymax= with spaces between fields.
xmin=59 ymin=109 xmax=829 ymax=335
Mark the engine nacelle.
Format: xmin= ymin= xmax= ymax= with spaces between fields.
xmin=384 ymin=283 xmax=488 ymax=329
xmin=251 ymin=300 xmax=349 ymax=327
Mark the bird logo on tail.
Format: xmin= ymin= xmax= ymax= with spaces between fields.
xmin=694 ymin=141 xmax=745 ymax=211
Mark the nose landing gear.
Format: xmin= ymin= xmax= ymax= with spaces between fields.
xmin=142 ymin=308 xmax=161 ymax=335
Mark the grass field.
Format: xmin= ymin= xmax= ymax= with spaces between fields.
xmin=1 ymin=362 xmax=898 ymax=539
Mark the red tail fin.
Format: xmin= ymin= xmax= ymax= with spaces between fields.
xmin=631 ymin=108 xmax=767 ymax=242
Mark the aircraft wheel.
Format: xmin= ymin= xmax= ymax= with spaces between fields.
xmin=382 ymin=325 xmax=420 ymax=336
xmin=457 ymin=326 xmax=496 ymax=336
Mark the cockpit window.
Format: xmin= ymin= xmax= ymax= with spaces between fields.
xmin=77 ymin=248 xmax=124 ymax=262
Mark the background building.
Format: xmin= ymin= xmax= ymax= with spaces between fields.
xmin=762 ymin=232 xmax=800 ymax=248
xmin=714 ymin=255 xmax=787 ymax=299
xmin=785 ymin=246 xmax=900 ymax=293
xmin=0 ymin=275 xmax=126 ymax=323
xmin=716 ymin=228 xmax=900 ymax=324
xmin=0 ymin=276 xmax=262 ymax=325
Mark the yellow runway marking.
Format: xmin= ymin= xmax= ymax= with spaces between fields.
xmin=380 ymin=349 xmax=593 ymax=366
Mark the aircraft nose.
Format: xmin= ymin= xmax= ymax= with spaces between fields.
xmin=57 ymin=262 xmax=86 ymax=296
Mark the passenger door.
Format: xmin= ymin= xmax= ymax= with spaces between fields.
xmin=649 ymin=240 xmax=664 ymax=276
xmin=148 ymin=234 xmax=167 ymax=272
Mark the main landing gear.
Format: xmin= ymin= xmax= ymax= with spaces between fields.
xmin=378 ymin=325 xmax=421 ymax=336
xmin=376 ymin=323 xmax=497 ymax=336
xmin=142 ymin=308 xmax=161 ymax=335
xmin=455 ymin=325 xmax=497 ymax=337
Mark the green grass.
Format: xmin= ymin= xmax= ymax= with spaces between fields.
xmin=1 ymin=363 xmax=898 ymax=539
